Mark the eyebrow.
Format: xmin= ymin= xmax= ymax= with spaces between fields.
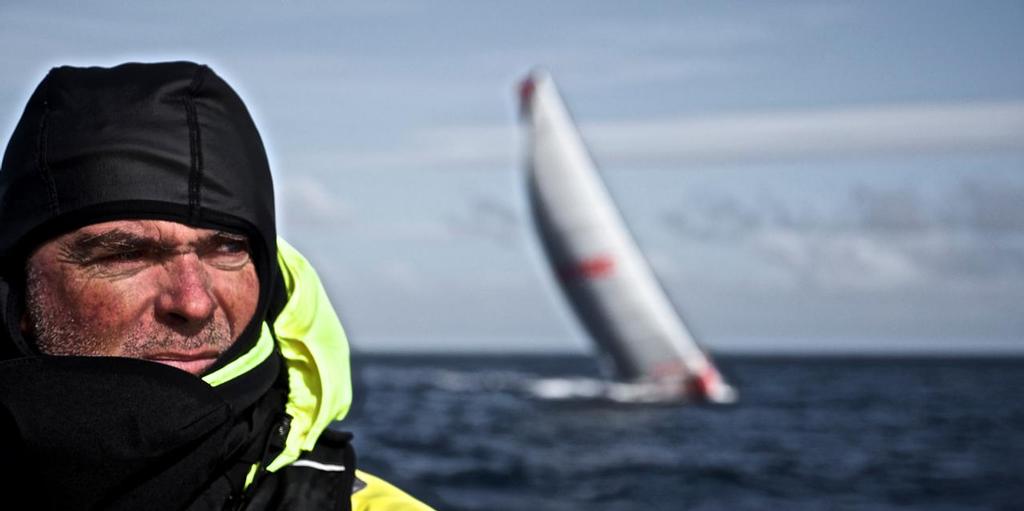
xmin=58 ymin=228 xmax=246 ymax=264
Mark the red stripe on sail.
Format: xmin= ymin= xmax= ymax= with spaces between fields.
xmin=558 ymin=255 xmax=615 ymax=282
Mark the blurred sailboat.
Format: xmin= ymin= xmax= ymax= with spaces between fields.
xmin=519 ymin=70 xmax=737 ymax=404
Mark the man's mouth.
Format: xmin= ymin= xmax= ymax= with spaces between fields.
xmin=144 ymin=350 xmax=221 ymax=375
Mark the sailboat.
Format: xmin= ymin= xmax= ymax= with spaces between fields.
xmin=519 ymin=70 xmax=737 ymax=404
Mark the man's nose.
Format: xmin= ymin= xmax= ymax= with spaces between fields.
xmin=156 ymin=253 xmax=216 ymax=328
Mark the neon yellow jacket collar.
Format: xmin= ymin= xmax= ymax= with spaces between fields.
xmin=203 ymin=238 xmax=352 ymax=471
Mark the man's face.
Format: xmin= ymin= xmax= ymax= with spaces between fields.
xmin=23 ymin=219 xmax=259 ymax=376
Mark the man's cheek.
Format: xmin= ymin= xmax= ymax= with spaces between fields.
xmin=72 ymin=288 xmax=142 ymax=349
xmin=218 ymin=266 xmax=259 ymax=333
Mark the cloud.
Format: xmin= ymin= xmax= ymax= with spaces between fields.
xmin=753 ymin=228 xmax=926 ymax=291
xmin=776 ymin=2 xmax=861 ymax=28
xmin=850 ymin=186 xmax=932 ymax=232
xmin=660 ymin=178 xmax=1024 ymax=292
xmin=376 ymin=260 xmax=423 ymax=291
xmin=290 ymin=124 xmax=515 ymax=173
xmin=445 ymin=197 xmax=520 ymax=243
xmin=307 ymin=101 xmax=1024 ymax=172
xmin=946 ymin=178 xmax=1024 ymax=233
xmin=582 ymin=17 xmax=773 ymax=52
xmin=586 ymin=101 xmax=1024 ymax=165
xmin=661 ymin=196 xmax=763 ymax=240
xmin=279 ymin=174 xmax=353 ymax=225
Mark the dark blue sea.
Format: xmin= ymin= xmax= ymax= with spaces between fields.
xmin=340 ymin=354 xmax=1024 ymax=510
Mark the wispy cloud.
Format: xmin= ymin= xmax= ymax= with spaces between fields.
xmin=278 ymin=174 xmax=353 ymax=224
xmin=445 ymin=197 xmax=520 ymax=244
xmin=587 ymin=101 xmax=1024 ymax=165
xmin=660 ymin=178 xmax=1024 ymax=292
xmin=753 ymin=229 xmax=928 ymax=291
xmin=308 ymin=100 xmax=1024 ymax=172
xmin=582 ymin=17 xmax=773 ymax=52
xmin=291 ymin=124 xmax=517 ymax=173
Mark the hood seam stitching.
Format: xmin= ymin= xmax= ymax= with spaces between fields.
xmin=35 ymin=79 xmax=59 ymax=216
xmin=183 ymin=95 xmax=202 ymax=223
xmin=184 ymin=64 xmax=207 ymax=224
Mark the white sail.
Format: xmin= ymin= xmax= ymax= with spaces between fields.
xmin=519 ymin=70 xmax=736 ymax=404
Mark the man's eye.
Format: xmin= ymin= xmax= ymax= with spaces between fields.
xmin=206 ymin=238 xmax=250 ymax=269
xmin=101 ymin=250 xmax=144 ymax=263
xmin=216 ymin=240 xmax=247 ymax=253
xmin=82 ymin=249 xmax=150 ymax=277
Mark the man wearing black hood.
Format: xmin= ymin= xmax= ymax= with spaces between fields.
xmin=0 ymin=62 xmax=432 ymax=510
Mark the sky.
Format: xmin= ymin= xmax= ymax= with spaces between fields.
xmin=1 ymin=1 xmax=1022 ymax=355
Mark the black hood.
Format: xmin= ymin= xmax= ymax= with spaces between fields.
xmin=0 ymin=62 xmax=291 ymax=509
xmin=0 ymin=61 xmax=280 ymax=365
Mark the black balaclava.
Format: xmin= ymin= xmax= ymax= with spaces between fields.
xmin=0 ymin=62 xmax=289 ymax=510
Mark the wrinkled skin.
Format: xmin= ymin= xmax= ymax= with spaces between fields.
xmin=23 ymin=220 xmax=259 ymax=376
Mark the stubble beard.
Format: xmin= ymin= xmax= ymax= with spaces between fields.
xmin=24 ymin=265 xmax=232 ymax=362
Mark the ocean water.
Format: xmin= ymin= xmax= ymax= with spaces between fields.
xmin=341 ymin=354 xmax=1024 ymax=510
